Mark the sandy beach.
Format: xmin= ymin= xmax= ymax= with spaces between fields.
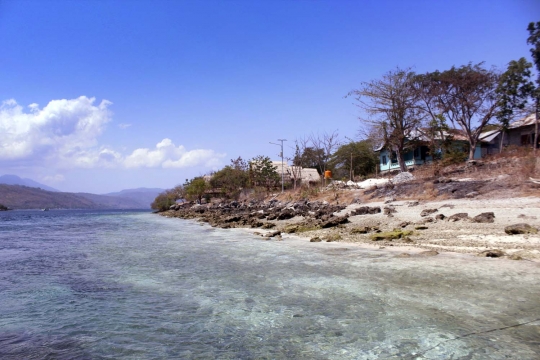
xmin=244 ymin=196 xmax=540 ymax=262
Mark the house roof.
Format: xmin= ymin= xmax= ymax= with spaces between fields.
xmin=509 ymin=113 xmax=536 ymax=129
xmin=478 ymin=129 xmax=500 ymax=142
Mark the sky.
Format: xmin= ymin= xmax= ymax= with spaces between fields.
xmin=0 ymin=0 xmax=538 ymax=193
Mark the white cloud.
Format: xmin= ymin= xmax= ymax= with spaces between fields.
xmin=0 ymin=96 xmax=112 ymax=165
xmin=0 ymin=97 xmax=225 ymax=171
xmin=124 ymin=138 xmax=226 ymax=169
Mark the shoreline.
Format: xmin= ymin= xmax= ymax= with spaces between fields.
xmin=160 ymin=196 xmax=540 ymax=263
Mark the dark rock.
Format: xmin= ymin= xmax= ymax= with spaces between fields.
xmin=504 ymin=223 xmax=538 ymax=235
xmin=350 ymin=226 xmax=370 ymax=234
xmin=310 ymin=237 xmax=322 ymax=242
xmin=321 ymin=216 xmax=349 ymax=228
xmin=435 ymin=214 xmax=446 ymax=220
xmin=447 ymin=213 xmax=469 ymax=222
xmin=415 ymin=225 xmax=428 ymax=230
xmin=383 ymin=206 xmax=396 ymax=216
xmin=399 ymin=221 xmax=411 ymax=228
xmin=261 ymin=223 xmax=276 ymax=229
xmin=351 ymin=206 xmax=381 ymax=216
xmin=477 ymin=249 xmax=506 ymax=258
xmin=408 ymin=201 xmax=419 ymax=207
xmin=276 ymin=208 xmax=296 ymax=220
xmin=472 ymin=212 xmax=495 ymax=223
xmin=420 ymin=208 xmax=438 ymax=217
xmin=264 ymin=230 xmax=281 ymax=238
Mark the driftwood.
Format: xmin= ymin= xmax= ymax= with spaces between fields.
xmin=530 ymin=177 xmax=540 ymax=184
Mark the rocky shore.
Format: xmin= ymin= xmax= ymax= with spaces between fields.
xmin=160 ymin=194 xmax=540 ymax=262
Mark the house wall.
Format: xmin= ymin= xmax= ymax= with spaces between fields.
xmin=379 ymin=148 xmax=428 ymax=172
xmin=506 ymin=125 xmax=539 ymax=148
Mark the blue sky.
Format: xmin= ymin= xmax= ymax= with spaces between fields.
xmin=0 ymin=0 xmax=538 ymax=193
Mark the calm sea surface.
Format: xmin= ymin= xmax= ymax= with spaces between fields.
xmin=0 ymin=209 xmax=539 ymax=359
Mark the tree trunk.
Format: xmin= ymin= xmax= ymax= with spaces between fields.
xmin=499 ymin=131 xmax=505 ymax=154
xmin=534 ymin=103 xmax=539 ymax=153
xmin=396 ymin=149 xmax=407 ymax=172
xmin=469 ymin=142 xmax=477 ymax=160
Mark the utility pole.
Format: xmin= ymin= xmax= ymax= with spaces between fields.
xmin=270 ymin=139 xmax=287 ymax=192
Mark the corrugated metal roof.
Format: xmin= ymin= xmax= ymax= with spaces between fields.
xmin=509 ymin=113 xmax=537 ymax=129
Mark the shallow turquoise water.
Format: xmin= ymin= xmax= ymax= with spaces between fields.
xmin=0 ymin=210 xmax=539 ymax=359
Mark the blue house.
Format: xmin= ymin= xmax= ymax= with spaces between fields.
xmin=376 ymin=129 xmax=483 ymax=173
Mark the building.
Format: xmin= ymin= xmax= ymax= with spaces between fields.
xmin=376 ymin=129 xmax=480 ymax=173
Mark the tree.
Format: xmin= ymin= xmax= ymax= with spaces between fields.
xmin=424 ymin=63 xmax=501 ymax=160
xmin=527 ymin=21 xmax=540 ymax=151
xmin=184 ymin=177 xmax=208 ymax=204
xmin=249 ymin=155 xmax=279 ymax=191
xmin=151 ymin=188 xmax=179 ymax=211
xmin=348 ymin=68 xmax=422 ymax=172
xmin=329 ymin=140 xmax=378 ymax=180
xmin=496 ymin=58 xmax=535 ymax=151
xmin=308 ymin=130 xmax=341 ymax=179
xmin=209 ymin=157 xmax=249 ymax=199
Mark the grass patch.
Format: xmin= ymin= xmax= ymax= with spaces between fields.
xmin=370 ymin=230 xmax=413 ymax=241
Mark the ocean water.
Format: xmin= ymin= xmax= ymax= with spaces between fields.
xmin=0 ymin=210 xmax=539 ymax=359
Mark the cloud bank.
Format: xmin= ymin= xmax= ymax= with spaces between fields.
xmin=0 ymin=97 xmax=225 ymax=170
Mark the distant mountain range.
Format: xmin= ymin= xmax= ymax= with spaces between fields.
xmin=0 ymin=174 xmax=59 ymax=192
xmin=0 ymin=175 xmax=165 ymax=210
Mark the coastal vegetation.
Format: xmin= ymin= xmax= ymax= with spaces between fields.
xmin=153 ymin=22 xmax=540 ymax=209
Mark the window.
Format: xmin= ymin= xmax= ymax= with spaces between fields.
xmin=391 ymin=152 xmax=398 ymax=163
xmin=414 ymin=148 xmax=420 ymax=158
xmin=521 ymin=134 xmax=531 ymax=146
xmin=382 ymin=155 xmax=387 ymax=165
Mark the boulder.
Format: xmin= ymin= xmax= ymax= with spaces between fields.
xmin=383 ymin=206 xmax=396 ymax=216
xmin=472 ymin=212 xmax=495 ymax=223
xmin=321 ymin=216 xmax=349 ymax=228
xmin=310 ymin=237 xmax=322 ymax=242
xmin=350 ymin=226 xmax=370 ymax=234
xmin=276 ymin=208 xmax=296 ymax=220
xmin=351 ymin=206 xmax=381 ymax=216
xmin=420 ymin=208 xmax=438 ymax=217
xmin=504 ymin=223 xmax=538 ymax=235
xmin=447 ymin=213 xmax=469 ymax=222
xmin=477 ymin=249 xmax=506 ymax=258
xmin=264 ymin=230 xmax=281 ymax=238
xmin=435 ymin=214 xmax=446 ymax=220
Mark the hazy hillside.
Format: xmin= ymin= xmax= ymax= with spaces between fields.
xmin=77 ymin=192 xmax=144 ymax=209
xmin=104 ymin=188 xmax=164 ymax=209
xmin=0 ymin=185 xmax=147 ymax=210
xmin=0 ymin=174 xmax=59 ymax=192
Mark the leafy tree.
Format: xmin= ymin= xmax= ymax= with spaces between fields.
xmin=151 ymin=189 xmax=179 ymax=212
xmin=249 ymin=155 xmax=279 ymax=191
xmin=423 ymin=63 xmax=500 ymax=160
xmin=348 ymin=68 xmax=422 ymax=172
xmin=209 ymin=157 xmax=249 ymax=199
xmin=184 ymin=177 xmax=208 ymax=203
xmin=329 ymin=140 xmax=378 ymax=180
xmin=496 ymin=58 xmax=535 ymax=150
xmin=527 ymin=21 xmax=540 ymax=150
